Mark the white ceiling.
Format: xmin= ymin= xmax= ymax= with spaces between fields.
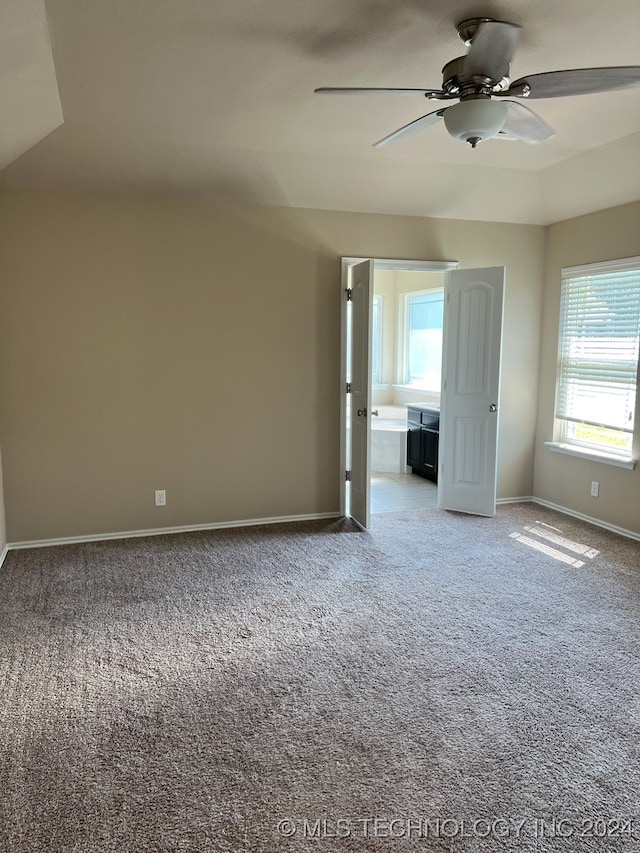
xmin=2 ymin=0 xmax=640 ymax=224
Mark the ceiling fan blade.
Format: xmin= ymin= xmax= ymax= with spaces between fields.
xmin=464 ymin=20 xmax=521 ymax=82
xmin=314 ymin=86 xmax=447 ymax=97
xmin=373 ymin=108 xmax=446 ymax=148
xmin=498 ymin=101 xmax=555 ymax=143
xmin=504 ymin=67 xmax=640 ymax=98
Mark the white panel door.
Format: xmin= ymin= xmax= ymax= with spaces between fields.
xmin=349 ymin=260 xmax=373 ymax=528
xmin=440 ymin=267 xmax=505 ymax=516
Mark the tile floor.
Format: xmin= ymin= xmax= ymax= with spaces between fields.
xmin=371 ymin=471 xmax=438 ymax=513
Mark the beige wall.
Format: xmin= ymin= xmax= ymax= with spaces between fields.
xmin=0 ymin=444 xmax=6 ymax=557
xmin=534 ymin=200 xmax=640 ymax=535
xmin=0 ymin=188 xmax=544 ymax=542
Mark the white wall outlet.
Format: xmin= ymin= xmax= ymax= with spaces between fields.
xmin=155 ymin=489 xmax=166 ymax=507
xmin=590 ymin=481 xmax=599 ymax=498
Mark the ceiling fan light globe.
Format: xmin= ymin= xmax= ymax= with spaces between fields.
xmin=443 ymin=98 xmax=508 ymax=145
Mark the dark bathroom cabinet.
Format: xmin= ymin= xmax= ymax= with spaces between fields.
xmin=407 ymin=406 xmax=440 ymax=483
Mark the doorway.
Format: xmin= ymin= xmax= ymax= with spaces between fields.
xmin=340 ymin=259 xmax=505 ymax=528
xmin=369 ymin=267 xmax=446 ymax=514
xmin=339 ymin=257 xmax=458 ymax=523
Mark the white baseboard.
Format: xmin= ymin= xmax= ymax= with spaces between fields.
xmin=5 ymin=498 xmax=639 ymax=553
xmin=531 ymin=498 xmax=640 ymax=543
xmin=6 ymin=512 xmax=344 ymax=552
xmin=497 ymin=496 xmax=640 ymax=542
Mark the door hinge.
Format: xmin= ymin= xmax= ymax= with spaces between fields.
xmin=346 ymin=382 xmax=352 ymax=393
xmin=345 ymin=470 xmax=352 ymax=482
xmin=346 ymin=288 xmax=352 ymax=301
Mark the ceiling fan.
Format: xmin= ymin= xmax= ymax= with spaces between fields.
xmin=315 ymin=17 xmax=640 ymax=148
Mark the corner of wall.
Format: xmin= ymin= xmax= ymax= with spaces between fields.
xmin=532 ymin=201 xmax=640 ymax=537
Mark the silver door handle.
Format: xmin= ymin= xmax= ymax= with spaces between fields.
xmin=372 ymin=409 xmax=379 ymax=417
xmin=488 ymin=404 xmax=497 ymax=412
xmin=357 ymin=408 xmax=367 ymax=417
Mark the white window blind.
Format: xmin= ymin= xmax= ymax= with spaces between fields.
xmin=556 ymin=257 xmax=640 ymax=451
xmin=404 ymin=290 xmax=444 ymax=390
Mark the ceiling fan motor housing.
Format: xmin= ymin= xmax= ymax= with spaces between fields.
xmin=441 ymin=56 xmax=510 ymax=96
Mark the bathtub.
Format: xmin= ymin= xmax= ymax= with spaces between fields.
xmin=371 ymin=405 xmax=409 ymax=473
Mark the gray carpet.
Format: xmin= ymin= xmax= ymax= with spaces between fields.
xmin=0 ymin=503 xmax=638 ymax=852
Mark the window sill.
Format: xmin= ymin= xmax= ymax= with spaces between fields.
xmin=544 ymin=441 xmax=636 ymax=470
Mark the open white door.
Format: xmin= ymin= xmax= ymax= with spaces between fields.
xmin=440 ymin=267 xmax=505 ymax=516
xmin=348 ymin=260 xmax=374 ymax=528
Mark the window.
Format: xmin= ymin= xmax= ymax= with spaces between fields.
xmin=555 ymin=257 xmax=640 ymax=458
xmin=371 ymin=295 xmax=382 ymax=386
xmin=402 ymin=290 xmax=444 ymax=391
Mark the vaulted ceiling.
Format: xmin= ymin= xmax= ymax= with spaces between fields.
xmin=2 ymin=0 xmax=640 ymax=224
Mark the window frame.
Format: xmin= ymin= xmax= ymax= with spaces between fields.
xmin=398 ymin=288 xmax=445 ymax=392
xmin=551 ymin=256 xmax=640 ymax=464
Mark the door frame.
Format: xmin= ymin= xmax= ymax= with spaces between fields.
xmin=340 ymin=257 xmax=459 ymax=519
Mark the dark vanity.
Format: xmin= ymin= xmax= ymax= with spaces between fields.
xmin=407 ymin=404 xmax=440 ymax=482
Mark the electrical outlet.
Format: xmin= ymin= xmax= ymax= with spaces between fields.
xmin=590 ymin=481 xmax=599 ymax=498
xmin=155 ymin=489 xmax=166 ymax=507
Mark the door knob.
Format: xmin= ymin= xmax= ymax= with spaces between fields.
xmin=357 ymin=408 xmax=367 ymax=417
xmin=488 ymin=404 xmax=497 ymax=412
xmin=372 ymin=409 xmax=379 ymax=417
